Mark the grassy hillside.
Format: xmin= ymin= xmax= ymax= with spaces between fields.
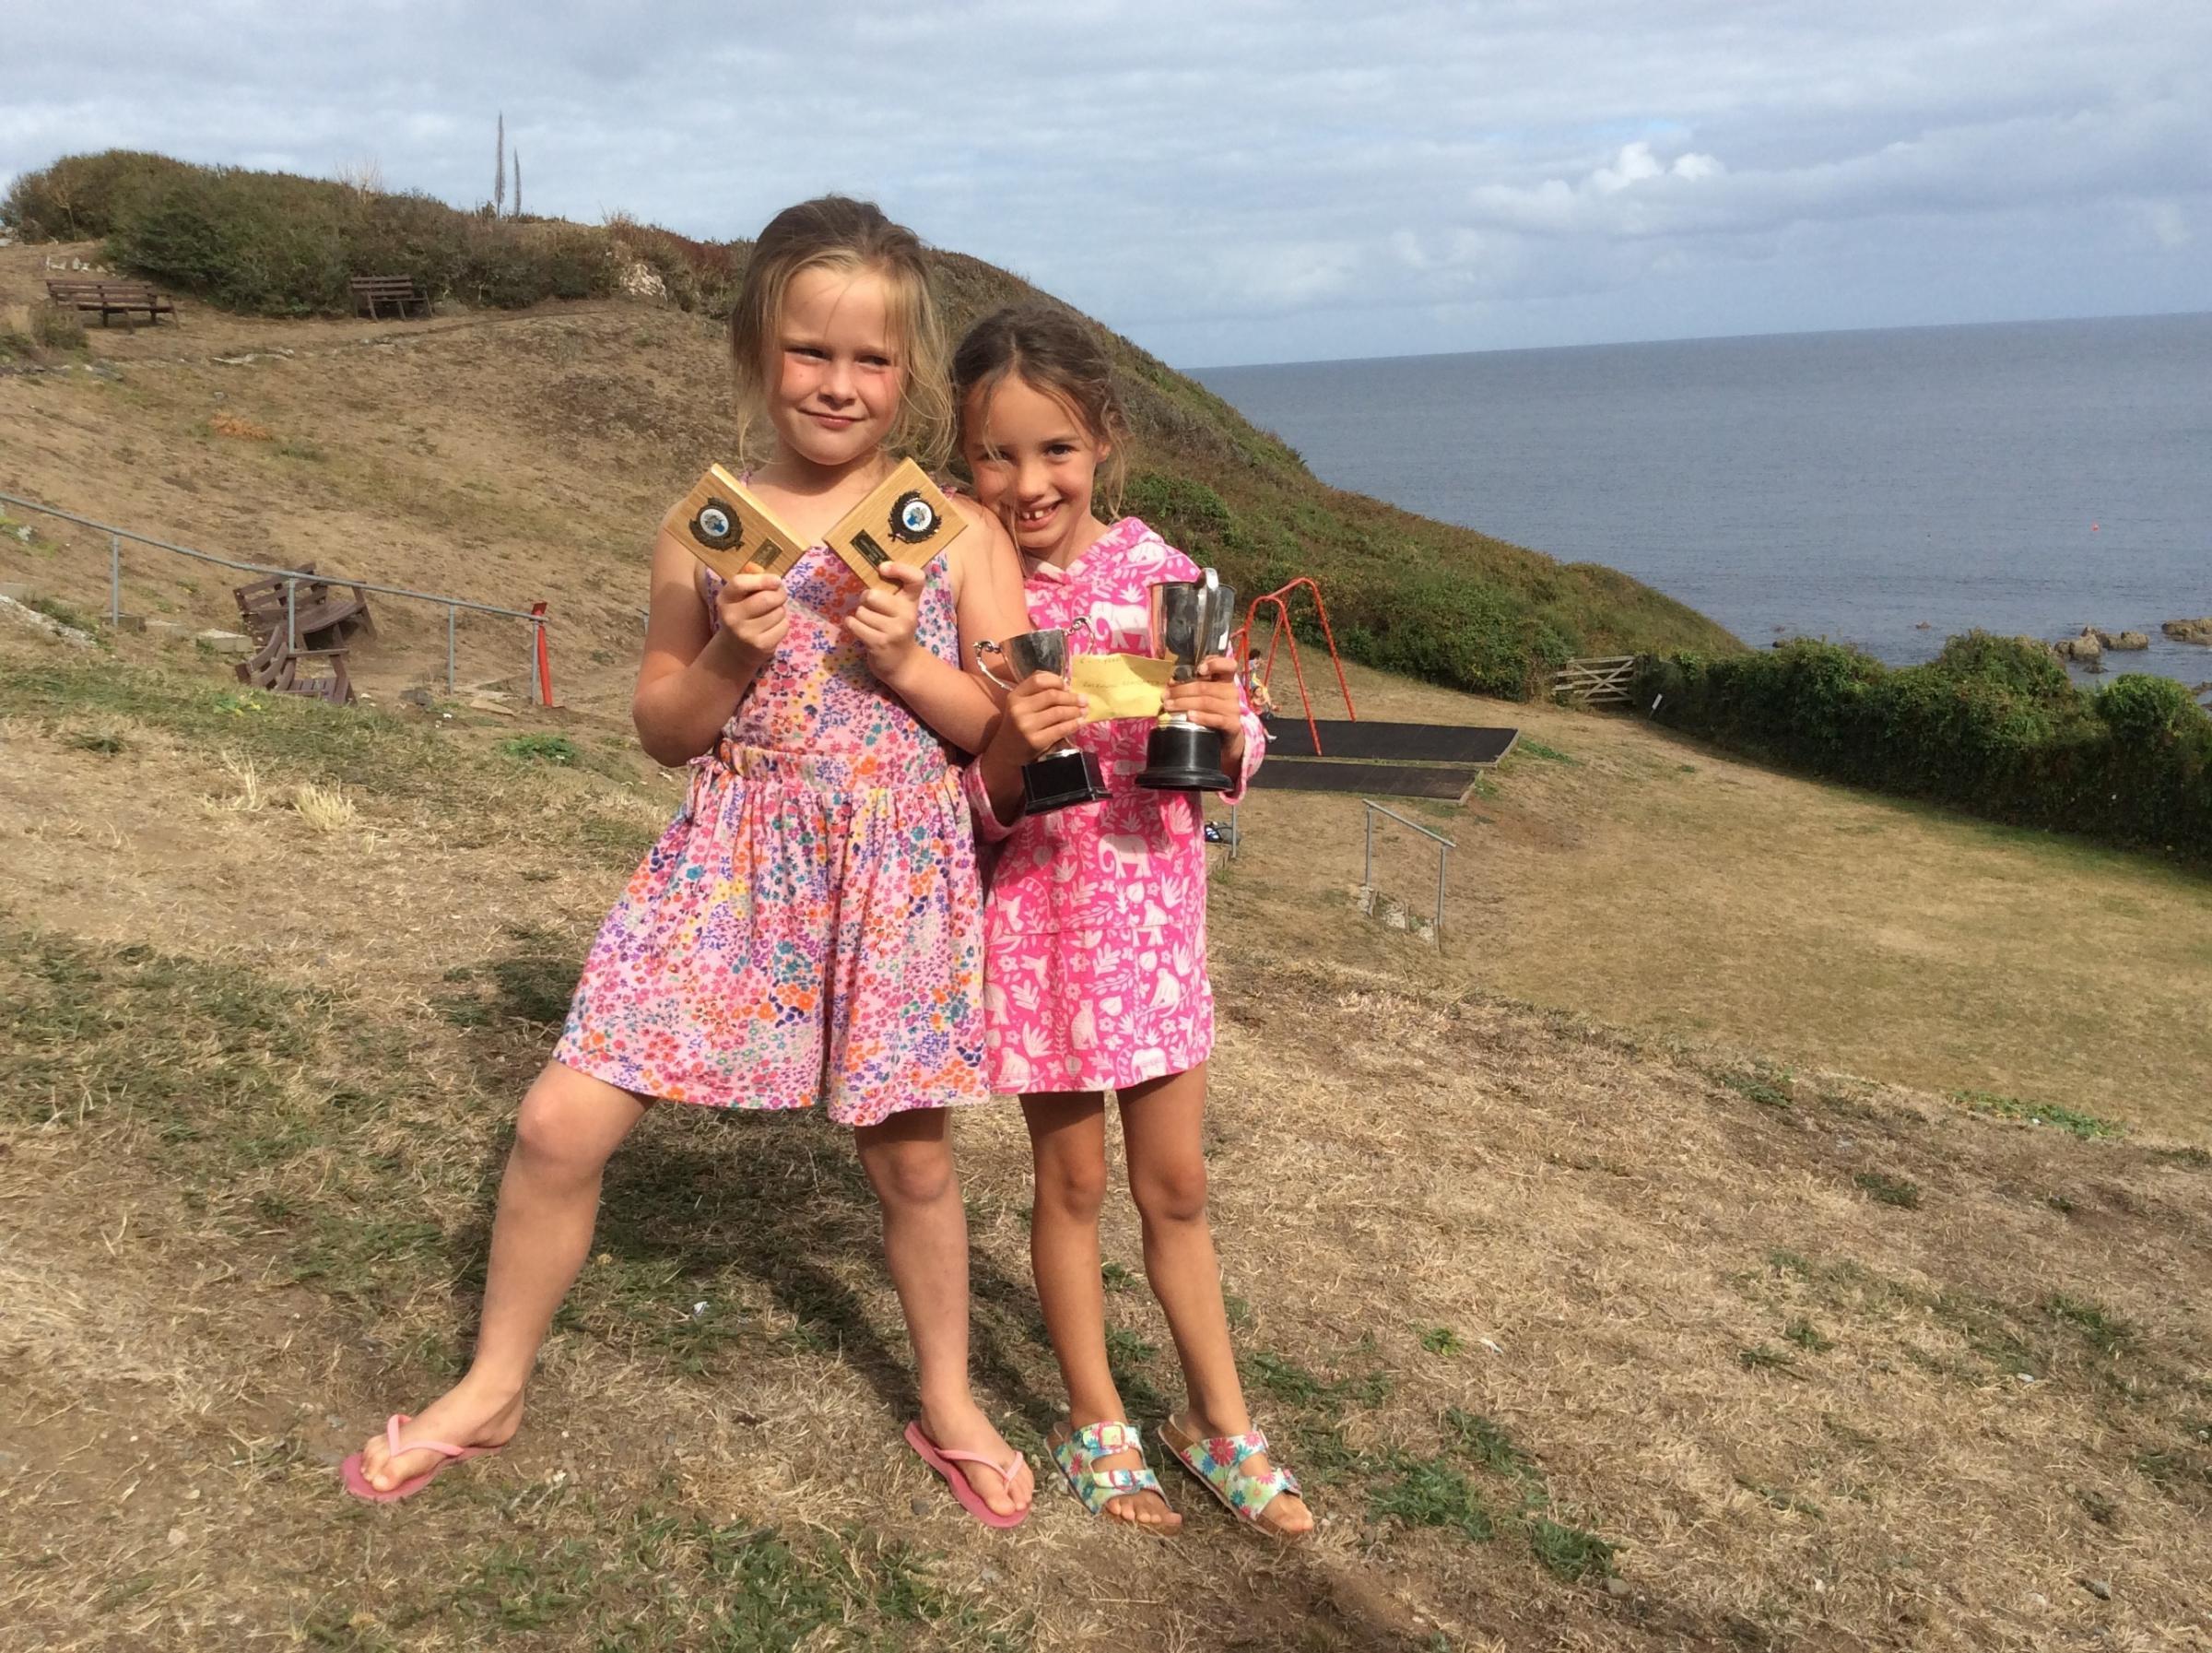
xmin=3 ymin=632 xmax=2208 ymax=1650
xmin=3 ymin=149 xmax=1740 ymax=697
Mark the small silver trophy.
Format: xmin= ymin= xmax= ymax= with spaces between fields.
xmin=974 ymin=629 xmax=1112 ymax=815
xmin=1137 ymin=567 xmax=1239 ymax=792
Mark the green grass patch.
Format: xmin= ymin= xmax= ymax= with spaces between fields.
xmin=1100 ymin=1260 xmax=1135 ymax=1293
xmin=65 ymin=729 xmax=127 ymax=755
xmin=1527 ymin=1517 xmax=1621 ymax=1582
xmin=2044 ymin=1294 xmax=2132 ymax=1357
xmin=1515 ymin=738 xmax=1578 ymax=764
xmin=1853 ymin=1171 xmax=1923 ymax=1210
xmin=1719 ymin=1067 xmax=1793 ymax=1110
xmin=1955 ymin=1089 xmax=2125 ymax=1140
xmin=1784 ymin=1317 xmax=1834 ymax=1353
xmin=371 ymin=1500 xmax=1020 ymax=1649
xmin=28 ymin=595 xmax=101 ymax=633
xmin=1419 ymin=1326 xmax=1464 ymax=1355
xmin=1369 ymin=1454 xmax=1495 ymax=1541
xmin=498 ymin=733 xmax=582 ymax=766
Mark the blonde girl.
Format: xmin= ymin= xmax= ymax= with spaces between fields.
xmin=347 ymin=198 xmax=1037 ymax=1527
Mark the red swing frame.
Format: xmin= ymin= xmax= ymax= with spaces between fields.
xmin=1232 ymin=577 xmax=1356 ymax=756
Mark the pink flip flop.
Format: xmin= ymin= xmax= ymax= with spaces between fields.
xmin=903 ymin=1420 xmax=1029 ymax=1529
xmin=340 ymin=1412 xmax=500 ymax=1504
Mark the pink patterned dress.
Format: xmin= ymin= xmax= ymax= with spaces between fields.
xmin=963 ymin=518 xmax=1265 ymax=1093
xmin=554 ymin=544 xmax=990 ymax=1126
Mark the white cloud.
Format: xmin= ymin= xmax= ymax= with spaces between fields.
xmin=3 ymin=0 xmax=2209 ymax=361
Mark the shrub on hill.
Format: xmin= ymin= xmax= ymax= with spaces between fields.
xmin=6 ymin=149 xmax=1746 ymax=697
xmin=6 ymin=151 xmax=623 ymax=315
xmin=1636 ymin=634 xmax=2212 ymax=862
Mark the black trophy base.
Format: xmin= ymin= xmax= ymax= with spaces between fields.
xmin=1021 ymin=747 xmax=1112 ymax=815
xmin=1137 ymin=721 xmax=1232 ymax=793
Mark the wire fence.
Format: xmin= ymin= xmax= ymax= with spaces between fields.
xmin=0 ymin=487 xmax=553 ymax=703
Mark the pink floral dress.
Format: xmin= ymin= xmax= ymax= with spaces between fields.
xmin=554 ymin=544 xmax=990 ymax=1126
xmin=962 ymin=518 xmax=1265 ymax=1093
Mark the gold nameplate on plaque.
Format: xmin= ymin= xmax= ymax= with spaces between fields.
xmin=664 ymin=458 xmax=966 ymax=593
xmin=663 ymin=464 xmax=810 ymax=583
xmin=1068 ymin=653 xmax=1174 ymax=723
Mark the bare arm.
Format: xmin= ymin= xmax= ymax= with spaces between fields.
xmin=630 ymin=528 xmax=788 ymax=767
xmin=848 ymin=498 xmax=1026 ymax=755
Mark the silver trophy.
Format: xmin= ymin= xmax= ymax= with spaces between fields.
xmin=1137 ymin=567 xmax=1239 ymax=792
xmin=974 ymin=629 xmax=1112 ymax=815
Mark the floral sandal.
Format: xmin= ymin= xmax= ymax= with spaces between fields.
xmin=1158 ymin=1416 xmax=1306 ymax=1535
xmin=1050 ymin=1420 xmax=1178 ymax=1529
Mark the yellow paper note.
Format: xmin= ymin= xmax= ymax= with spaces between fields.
xmin=1068 ymin=653 xmax=1174 ymax=723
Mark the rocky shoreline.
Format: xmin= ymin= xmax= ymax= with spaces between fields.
xmin=2047 ymin=617 xmax=2212 ymax=671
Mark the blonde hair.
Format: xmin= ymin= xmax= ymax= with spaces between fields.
xmin=952 ymin=303 xmax=1130 ymax=516
xmin=727 ymin=196 xmax=951 ymax=468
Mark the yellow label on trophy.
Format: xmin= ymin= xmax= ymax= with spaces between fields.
xmin=1069 ymin=653 xmax=1175 ymax=722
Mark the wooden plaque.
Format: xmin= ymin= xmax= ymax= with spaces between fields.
xmin=662 ymin=464 xmax=809 ymax=583
xmin=822 ymin=459 xmax=968 ymax=591
xmin=665 ymin=458 xmax=966 ymax=592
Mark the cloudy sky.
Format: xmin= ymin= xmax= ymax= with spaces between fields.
xmin=6 ymin=2 xmax=2207 ymax=365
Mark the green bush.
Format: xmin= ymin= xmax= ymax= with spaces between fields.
xmin=1 ymin=149 xmax=193 ymax=241
xmin=7 ymin=152 xmax=635 ymax=316
xmin=1639 ymin=639 xmax=2212 ymax=864
xmin=1124 ymin=472 xmax=1232 ymax=545
xmin=2095 ymin=673 xmax=2199 ymax=744
xmin=30 ymin=304 xmax=88 ymax=351
xmin=1932 ymin=630 xmax=2074 ymax=704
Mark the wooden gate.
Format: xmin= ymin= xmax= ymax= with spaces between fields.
xmin=1552 ymin=655 xmax=1639 ymax=706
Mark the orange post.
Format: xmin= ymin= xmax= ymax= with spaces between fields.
xmin=532 ymin=601 xmax=554 ymax=707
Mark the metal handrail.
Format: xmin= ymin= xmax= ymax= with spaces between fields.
xmin=0 ymin=487 xmax=550 ymax=701
xmin=1361 ymin=798 xmax=1454 ymax=941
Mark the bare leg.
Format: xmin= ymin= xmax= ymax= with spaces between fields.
xmin=1122 ymin=1064 xmax=1312 ymax=1534
xmin=355 ymin=1061 xmax=649 ymax=1492
xmin=1023 ymin=1092 xmax=1180 ymax=1530
xmin=854 ymin=1107 xmax=1035 ymax=1517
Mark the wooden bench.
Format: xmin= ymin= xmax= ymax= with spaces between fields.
xmin=348 ymin=275 xmax=433 ymax=319
xmin=44 ymin=279 xmax=178 ymax=330
xmin=234 ymin=565 xmax=375 ymax=650
xmin=235 ymin=628 xmax=354 ymax=705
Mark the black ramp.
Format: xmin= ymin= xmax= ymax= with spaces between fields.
xmin=1248 ymin=760 xmax=1479 ymax=799
xmin=1262 ymin=719 xmax=1518 ymax=763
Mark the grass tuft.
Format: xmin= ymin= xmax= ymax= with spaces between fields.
xmin=1955 ymin=1089 xmax=2124 ymax=1140
xmin=2043 ymin=1293 xmax=2132 ymax=1357
xmin=1719 ymin=1068 xmax=1793 ymax=1109
xmin=1527 ymin=1516 xmax=1620 ymax=1581
xmin=1853 ymin=1171 xmax=1923 ymax=1210
xmin=289 ymin=781 xmax=358 ymax=832
xmin=498 ymin=733 xmax=582 ymax=766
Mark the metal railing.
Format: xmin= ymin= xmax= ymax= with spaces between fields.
xmin=0 ymin=488 xmax=552 ymax=703
xmin=1361 ymin=799 xmax=1454 ymax=942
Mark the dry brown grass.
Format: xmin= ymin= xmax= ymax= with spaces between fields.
xmin=1225 ymin=659 xmax=2212 ymax=1148
xmin=206 ymin=411 xmax=274 ymax=441
xmin=6 ymin=258 xmax=2211 ymax=1647
xmin=3 ymin=632 xmax=2209 ymax=1650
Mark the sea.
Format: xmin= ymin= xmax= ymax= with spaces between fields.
xmin=1194 ymin=313 xmax=2212 ymax=688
